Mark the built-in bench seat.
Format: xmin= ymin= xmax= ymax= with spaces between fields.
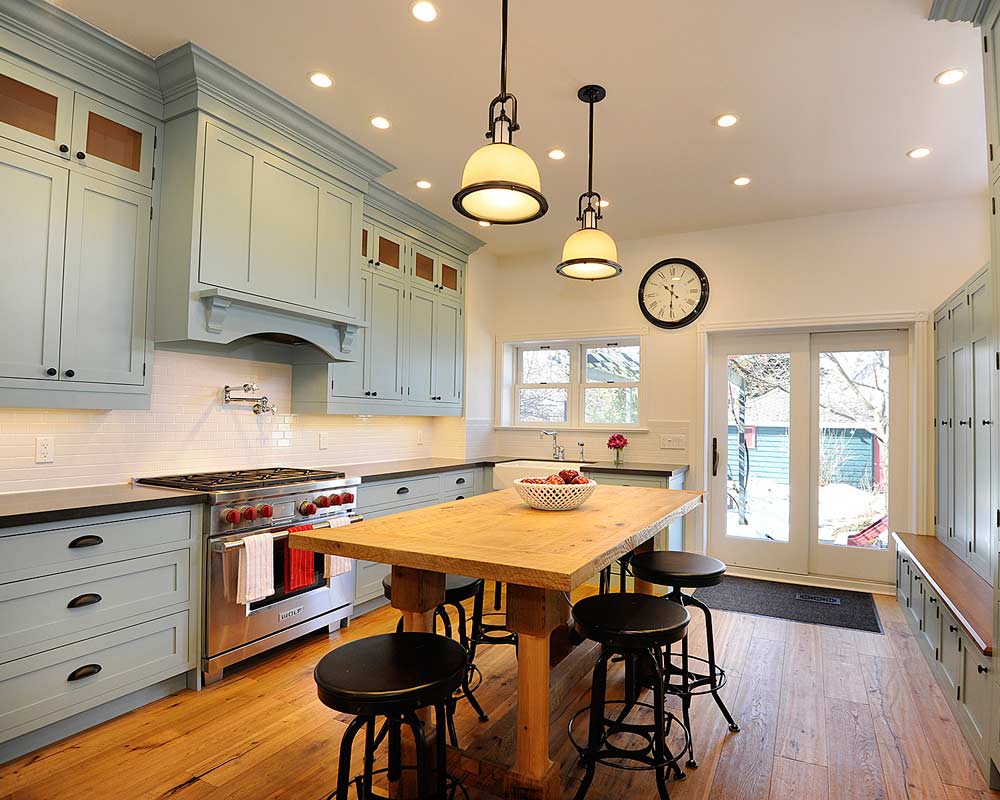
xmin=892 ymin=531 xmax=994 ymax=778
xmin=893 ymin=532 xmax=992 ymax=655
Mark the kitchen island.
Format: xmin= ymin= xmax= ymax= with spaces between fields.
xmin=290 ymin=485 xmax=702 ymax=799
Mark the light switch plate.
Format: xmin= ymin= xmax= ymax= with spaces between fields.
xmin=35 ymin=436 xmax=54 ymax=463
xmin=318 ymin=432 xmax=332 ymax=450
xmin=659 ymin=434 xmax=687 ymax=450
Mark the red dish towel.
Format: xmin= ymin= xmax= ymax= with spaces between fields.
xmin=285 ymin=524 xmax=316 ymax=592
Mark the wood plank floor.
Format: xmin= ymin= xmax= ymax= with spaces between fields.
xmin=1 ymin=591 xmax=997 ymax=800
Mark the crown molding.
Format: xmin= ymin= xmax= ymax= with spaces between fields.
xmin=0 ymin=0 xmax=161 ymax=111
xmin=928 ymin=0 xmax=988 ymax=23
xmin=365 ymin=182 xmax=484 ymax=257
xmin=155 ymin=42 xmax=394 ymax=185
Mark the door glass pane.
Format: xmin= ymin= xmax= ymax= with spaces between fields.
xmin=817 ymin=350 xmax=889 ymax=549
xmin=414 ymin=251 xmax=434 ymax=282
xmin=441 ymin=263 xmax=459 ymax=291
xmin=518 ymin=388 xmax=568 ymax=422
xmin=520 ymin=348 xmax=570 ymax=383
xmin=585 ymin=387 xmax=638 ymax=424
xmin=727 ymin=353 xmax=791 ymax=542
xmin=378 ymin=236 xmax=400 ymax=269
xmin=86 ymin=112 xmax=141 ymax=172
xmin=361 ymin=228 xmax=368 ymax=258
xmin=0 ymin=74 xmax=57 ymax=140
xmin=585 ymin=344 xmax=640 ymax=382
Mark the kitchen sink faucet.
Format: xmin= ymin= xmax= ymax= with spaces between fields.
xmin=541 ymin=430 xmax=565 ymax=460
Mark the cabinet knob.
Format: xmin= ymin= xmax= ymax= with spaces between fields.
xmin=959 ymin=419 xmax=969 ymax=426
xmin=928 ymin=597 xmax=937 ymax=603
xmin=375 ymin=261 xmax=380 ymax=267
xmin=371 ymin=391 xmax=378 ymax=397
xmin=950 ymin=625 xmax=958 ymax=633
xmin=364 ymin=391 xmax=371 ymax=396
xmin=978 ymin=664 xmax=989 ymax=674
xmin=58 ymin=144 xmax=69 ymax=153
xmin=368 ymin=259 xmax=374 ymax=265
xmin=983 ymin=419 xmax=992 ymax=426
xmin=64 ymin=369 xmax=75 ymax=378
xmin=75 ymin=151 xmax=85 ymax=160
xmin=46 ymin=367 xmax=57 ymax=376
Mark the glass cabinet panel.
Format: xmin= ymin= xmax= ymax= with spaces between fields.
xmin=0 ymin=74 xmax=58 ymax=140
xmin=441 ymin=262 xmax=460 ymax=292
xmin=413 ymin=250 xmax=436 ymax=285
xmin=376 ymin=234 xmax=402 ymax=271
xmin=85 ymin=112 xmax=142 ymax=172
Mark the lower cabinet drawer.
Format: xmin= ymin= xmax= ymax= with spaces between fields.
xmin=443 ymin=492 xmax=474 ymax=503
xmin=0 ymin=550 xmax=190 ymax=661
xmin=960 ymin=640 xmax=991 ymax=751
xmin=440 ymin=470 xmax=477 ymax=492
xmin=361 ymin=475 xmax=441 ymax=508
xmin=0 ymin=510 xmax=194 ymax=583
xmin=921 ymin=589 xmax=942 ymax=657
xmin=940 ymin=610 xmax=962 ymax=694
xmin=0 ymin=611 xmax=190 ymax=739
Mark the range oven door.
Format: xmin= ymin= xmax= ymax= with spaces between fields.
xmin=206 ymin=519 xmax=357 ymax=659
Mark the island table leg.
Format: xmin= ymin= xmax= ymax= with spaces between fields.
xmin=504 ymin=584 xmax=565 ymax=800
xmin=632 ymin=538 xmax=657 ymax=595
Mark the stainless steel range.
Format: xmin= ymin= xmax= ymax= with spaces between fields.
xmin=136 ymin=468 xmax=362 ymax=684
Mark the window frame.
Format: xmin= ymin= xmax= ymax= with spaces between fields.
xmin=510 ymin=336 xmax=643 ymax=429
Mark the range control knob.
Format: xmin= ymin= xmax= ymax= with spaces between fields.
xmin=315 ymin=495 xmax=332 ymax=508
xmin=341 ymin=492 xmax=355 ymax=504
xmin=259 ymin=504 xmax=274 ymax=518
xmin=330 ymin=494 xmax=343 ymax=506
xmin=222 ymin=509 xmax=240 ymax=525
xmin=241 ymin=506 xmax=258 ymax=522
xmin=299 ymin=501 xmax=317 ymax=516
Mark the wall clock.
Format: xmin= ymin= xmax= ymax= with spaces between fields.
xmin=637 ymin=258 xmax=710 ymax=329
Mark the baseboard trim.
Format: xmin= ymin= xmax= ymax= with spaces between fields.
xmin=724 ymin=566 xmax=895 ymax=596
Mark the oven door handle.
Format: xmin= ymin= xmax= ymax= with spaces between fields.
xmin=213 ymin=515 xmax=364 ymax=551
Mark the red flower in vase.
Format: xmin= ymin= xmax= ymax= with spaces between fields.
xmin=607 ymin=434 xmax=629 ymax=451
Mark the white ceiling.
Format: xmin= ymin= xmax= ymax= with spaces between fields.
xmin=52 ymin=0 xmax=988 ymax=256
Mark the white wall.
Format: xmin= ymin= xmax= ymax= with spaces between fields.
xmin=487 ymin=196 xmax=990 ymax=539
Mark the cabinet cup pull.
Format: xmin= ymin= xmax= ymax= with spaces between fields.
xmin=456 ymin=478 xmax=466 ymax=484
xmin=950 ymin=625 xmax=958 ymax=632
xmin=978 ymin=664 xmax=989 ymax=674
xmin=396 ymin=487 xmax=409 ymax=495
xmin=68 ymin=534 xmax=103 ymax=549
xmin=67 ymin=592 xmax=102 ymax=609
xmin=67 ymin=663 xmax=102 ymax=682
xmin=456 ymin=495 xmax=465 ymax=500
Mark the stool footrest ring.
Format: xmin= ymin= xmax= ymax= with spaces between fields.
xmin=568 ymin=700 xmax=692 ymax=773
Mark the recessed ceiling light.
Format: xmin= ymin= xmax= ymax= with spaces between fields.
xmin=370 ymin=116 xmax=391 ymax=130
xmin=598 ymin=199 xmax=610 ymax=208
xmin=308 ymin=72 xmax=333 ymax=89
xmin=416 ymin=180 xmax=432 ymax=189
xmin=411 ymin=1 xmax=438 ymax=22
xmin=907 ymin=146 xmax=932 ymax=159
xmin=732 ymin=176 xmax=751 ymax=186
xmin=715 ymin=113 xmax=740 ymax=128
xmin=548 ymin=149 xmax=566 ymax=160
xmin=478 ymin=221 xmax=491 ymax=227
xmin=934 ymin=68 xmax=967 ymax=86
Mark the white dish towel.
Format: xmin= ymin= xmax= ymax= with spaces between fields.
xmin=236 ymin=531 xmax=275 ymax=605
xmin=323 ymin=516 xmax=354 ymax=579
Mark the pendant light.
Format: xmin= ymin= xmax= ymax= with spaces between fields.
xmin=555 ymin=85 xmax=622 ymax=281
xmin=452 ymin=0 xmax=547 ymax=225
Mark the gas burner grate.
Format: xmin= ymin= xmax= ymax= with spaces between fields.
xmin=136 ymin=467 xmax=346 ymax=491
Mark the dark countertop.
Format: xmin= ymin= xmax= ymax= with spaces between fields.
xmin=343 ymin=456 xmax=688 ymax=483
xmin=0 ymin=484 xmax=210 ymax=530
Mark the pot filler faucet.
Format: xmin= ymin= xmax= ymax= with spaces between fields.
xmin=541 ymin=430 xmax=565 ymax=461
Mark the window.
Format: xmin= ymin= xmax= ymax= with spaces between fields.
xmin=511 ymin=337 xmax=642 ymax=427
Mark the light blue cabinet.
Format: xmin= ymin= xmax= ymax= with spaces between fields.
xmin=407 ymin=288 xmax=436 ymax=403
xmin=368 ymin=274 xmax=406 ymax=402
xmin=434 ymin=297 xmax=463 ymax=404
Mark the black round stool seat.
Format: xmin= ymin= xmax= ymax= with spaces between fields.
xmin=573 ymin=593 xmax=690 ymax=649
xmin=630 ymin=551 xmax=726 ymax=588
xmin=315 ymin=633 xmax=468 ymax=716
xmin=381 ymin=573 xmax=482 ymax=604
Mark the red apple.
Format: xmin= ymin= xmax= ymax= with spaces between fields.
xmin=545 ymin=475 xmax=566 ymax=485
xmin=558 ymin=469 xmax=580 ymax=483
xmin=571 ymin=475 xmax=590 ymax=485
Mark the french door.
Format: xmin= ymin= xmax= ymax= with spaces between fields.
xmin=708 ymin=330 xmax=908 ymax=584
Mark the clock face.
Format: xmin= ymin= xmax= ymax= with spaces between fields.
xmin=637 ymin=258 xmax=710 ymax=329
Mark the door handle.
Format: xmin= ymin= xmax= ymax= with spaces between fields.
xmin=712 ymin=437 xmax=719 ymax=477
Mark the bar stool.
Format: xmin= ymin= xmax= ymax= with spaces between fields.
xmin=315 ymin=632 xmax=468 ymax=799
xmin=629 ymin=551 xmax=740 ymax=768
xmin=382 ymin=574 xmax=489 ymax=735
xmin=569 ymin=593 xmax=693 ymax=800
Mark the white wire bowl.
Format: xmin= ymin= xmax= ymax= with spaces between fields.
xmin=513 ymin=478 xmax=598 ymax=511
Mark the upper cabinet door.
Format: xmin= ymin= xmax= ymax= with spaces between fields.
xmin=407 ymin=288 xmax=436 ymax=402
xmin=315 ymin=180 xmax=363 ymax=318
xmin=361 ymin=221 xmax=375 ymax=270
xmin=967 ymin=274 xmax=994 ymax=579
xmin=439 ymin=257 xmax=464 ymax=300
xmin=985 ymin=7 xmax=1000 ymax=182
xmin=59 ymin=173 xmax=150 ymax=385
xmin=410 ymin=243 xmax=439 ymax=292
xmin=373 ymin=228 xmax=406 ymax=275
xmin=366 ymin=275 xmax=405 ymax=401
xmin=433 ymin=297 xmax=463 ymax=404
xmin=0 ymin=59 xmax=73 ymax=159
xmin=71 ymin=95 xmax=156 ymax=188
xmin=330 ymin=270 xmax=370 ymax=399
xmin=0 ymin=145 xmax=68 ymax=380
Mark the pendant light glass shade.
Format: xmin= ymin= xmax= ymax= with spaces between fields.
xmin=455 ymin=142 xmax=545 ymax=223
xmin=556 ymin=227 xmax=622 ymax=280
xmin=555 ymin=84 xmax=622 ymax=281
xmin=452 ymin=0 xmax=547 ymax=225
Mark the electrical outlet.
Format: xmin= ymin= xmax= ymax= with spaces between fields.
xmin=35 ymin=436 xmax=54 ymax=463
xmin=318 ymin=432 xmax=332 ymax=450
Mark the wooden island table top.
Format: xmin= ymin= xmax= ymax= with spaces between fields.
xmin=289 ymin=485 xmax=704 ymax=592
xmin=291 ymin=485 xmax=704 ymax=799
